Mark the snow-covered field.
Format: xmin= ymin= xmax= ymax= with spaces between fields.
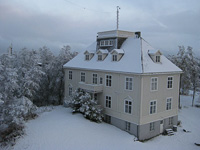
xmin=5 ymin=94 xmax=200 ymax=150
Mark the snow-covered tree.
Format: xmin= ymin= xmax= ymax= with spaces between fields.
xmin=68 ymin=88 xmax=104 ymax=123
xmin=169 ymin=46 xmax=200 ymax=107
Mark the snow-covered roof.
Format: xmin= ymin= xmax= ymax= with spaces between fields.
xmin=64 ymin=37 xmax=182 ymax=74
xmin=148 ymin=50 xmax=162 ymax=55
xmin=96 ymin=49 xmax=109 ymax=54
xmin=84 ymin=42 xmax=96 ymax=54
xmin=111 ymin=49 xmax=124 ymax=54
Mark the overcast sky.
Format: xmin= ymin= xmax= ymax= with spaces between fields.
xmin=0 ymin=0 xmax=199 ymax=56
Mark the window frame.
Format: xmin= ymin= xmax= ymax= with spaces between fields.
xmin=99 ymin=77 xmax=103 ymax=84
xmin=150 ymin=100 xmax=157 ymax=114
xmin=151 ymin=77 xmax=158 ymax=91
xmin=98 ymin=54 xmax=103 ymax=61
xmin=155 ymin=55 xmax=160 ymax=62
xmin=167 ymin=76 xmax=173 ymax=89
xmin=169 ymin=117 xmax=173 ymax=125
xmin=100 ymin=40 xmax=113 ymax=47
xmin=69 ymin=86 xmax=73 ymax=96
xmin=80 ymin=72 xmax=86 ymax=82
xmin=125 ymin=121 xmax=131 ymax=131
xmin=112 ymin=54 xmax=118 ymax=61
xmin=150 ymin=122 xmax=155 ymax=131
xmin=105 ymin=96 xmax=112 ymax=108
xmin=125 ymin=77 xmax=133 ymax=91
xmin=68 ymin=70 xmax=72 ymax=80
xmin=85 ymin=54 xmax=89 ymax=61
xmin=124 ymin=99 xmax=132 ymax=114
xmin=92 ymin=73 xmax=98 ymax=84
xmin=105 ymin=74 xmax=112 ymax=87
xmin=166 ymin=97 xmax=172 ymax=110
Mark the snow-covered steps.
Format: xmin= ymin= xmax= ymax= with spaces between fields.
xmin=165 ymin=129 xmax=174 ymax=136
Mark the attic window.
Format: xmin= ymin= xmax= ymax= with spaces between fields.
xmin=112 ymin=55 xmax=117 ymax=61
xmin=85 ymin=54 xmax=89 ymax=61
xmin=100 ymin=40 xmax=113 ymax=47
xmin=98 ymin=55 xmax=103 ymax=61
xmin=156 ymin=56 xmax=160 ymax=62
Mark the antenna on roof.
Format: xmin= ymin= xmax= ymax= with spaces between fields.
xmin=116 ymin=6 xmax=120 ymax=30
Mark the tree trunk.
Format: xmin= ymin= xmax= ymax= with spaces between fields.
xmin=192 ymin=87 xmax=196 ymax=107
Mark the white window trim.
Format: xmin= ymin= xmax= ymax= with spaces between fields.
xmin=149 ymin=100 xmax=157 ymax=115
xmin=85 ymin=54 xmax=90 ymax=61
xmin=80 ymin=72 xmax=86 ymax=82
xmin=125 ymin=77 xmax=133 ymax=91
xmin=124 ymin=99 xmax=133 ymax=114
xmin=150 ymin=77 xmax=158 ymax=91
xmin=166 ymin=97 xmax=173 ymax=110
xmin=68 ymin=85 xmax=73 ymax=96
xmin=105 ymin=74 xmax=112 ymax=87
xmin=169 ymin=117 xmax=173 ymax=125
xmin=105 ymin=95 xmax=112 ymax=108
xmin=92 ymin=73 xmax=98 ymax=84
xmin=167 ymin=76 xmax=173 ymax=89
xmin=97 ymin=54 xmax=103 ymax=61
xmin=112 ymin=54 xmax=118 ymax=62
xmin=68 ymin=70 xmax=72 ymax=80
xmin=125 ymin=121 xmax=131 ymax=131
xmin=100 ymin=40 xmax=113 ymax=47
xmin=99 ymin=77 xmax=103 ymax=85
xmin=150 ymin=122 xmax=155 ymax=131
xmin=155 ymin=55 xmax=160 ymax=62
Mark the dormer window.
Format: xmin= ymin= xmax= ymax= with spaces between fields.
xmin=112 ymin=55 xmax=117 ymax=61
xmin=85 ymin=54 xmax=89 ymax=61
xmin=84 ymin=50 xmax=95 ymax=61
xmin=100 ymin=40 xmax=113 ymax=47
xmin=110 ymin=49 xmax=124 ymax=62
xmin=156 ymin=55 xmax=160 ymax=62
xmin=148 ymin=50 xmax=162 ymax=63
xmin=98 ymin=54 xmax=103 ymax=61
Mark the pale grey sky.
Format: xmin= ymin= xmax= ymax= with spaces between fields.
xmin=0 ymin=0 xmax=199 ymax=56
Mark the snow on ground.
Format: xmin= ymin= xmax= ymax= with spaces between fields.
xmin=6 ymin=94 xmax=200 ymax=150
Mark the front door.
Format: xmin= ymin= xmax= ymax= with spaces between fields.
xmin=160 ymin=120 xmax=164 ymax=133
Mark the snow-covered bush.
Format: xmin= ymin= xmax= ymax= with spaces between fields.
xmin=68 ymin=88 xmax=104 ymax=123
xmin=0 ymin=97 xmax=37 ymax=146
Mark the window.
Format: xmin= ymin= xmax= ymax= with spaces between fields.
xmin=94 ymin=93 xmax=97 ymax=100
xmin=125 ymin=122 xmax=131 ymax=131
xmin=100 ymin=41 xmax=104 ymax=46
xmin=100 ymin=77 xmax=103 ymax=84
xmin=105 ymin=96 xmax=111 ymax=108
xmin=109 ymin=40 xmax=113 ymax=45
xmin=150 ymin=100 xmax=156 ymax=114
xmin=69 ymin=71 xmax=72 ymax=80
xmin=100 ymin=40 xmax=113 ymax=47
xmin=150 ymin=122 xmax=155 ymax=131
xmin=125 ymin=77 xmax=133 ymax=90
xmin=98 ymin=55 xmax=102 ymax=61
xmin=166 ymin=97 xmax=172 ymax=110
xmin=106 ymin=75 xmax=112 ymax=87
xmin=105 ymin=115 xmax=111 ymax=124
xmin=85 ymin=54 xmax=89 ymax=60
xmin=125 ymin=100 xmax=132 ymax=114
xmin=156 ymin=55 xmax=160 ymax=62
xmin=80 ymin=72 xmax=85 ymax=82
xmin=151 ymin=77 xmax=158 ymax=91
xmin=169 ymin=117 xmax=173 ymax=125
xmin=112 ymin=55 xmax=117 ymax=61
xmin=69 ymin=86 xmax=72 ymax=96
xmin=167 ymin=77 xmax=173 ymax=89
xmin=93 ymin=74 xmax=98 ymax=84
xmin=105 ymin=40 xmax=109 ymax=45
